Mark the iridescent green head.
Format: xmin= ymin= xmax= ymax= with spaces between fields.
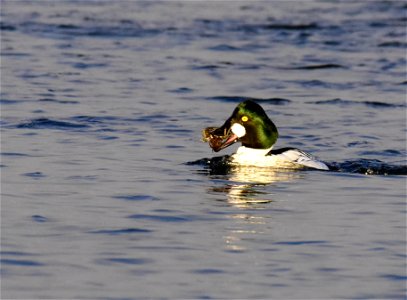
xmin=210 ymin=100 xmax=279 ymax=152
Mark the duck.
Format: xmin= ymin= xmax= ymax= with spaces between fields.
xmin=205 ymin=100 xmax=329 ymax=170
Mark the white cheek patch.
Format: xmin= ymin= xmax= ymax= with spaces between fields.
xmin=231 ymin=123 xmax=246 ymax=138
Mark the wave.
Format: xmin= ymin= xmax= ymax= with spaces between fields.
xmin=1 ymin=20 xmax=161 ymax=38
xmin=309 ymin=98 xmax=405 ymax=108
xmin=187 ymin=156 xmax=407 ymax=176
xmin=205 ymin=96 xmax=402 ymax=108
xmin=16 ymin=118 xmax=89 ymax=130
xmin=38 ymin=98 xmax=79 ymax=104
xmin=261 ymin=22 xmax=319 ymax=30
xmin=327 ymin=159 xmax=407 ymax=175
xmin=207 ymin=96 xmax=291 ymax=105
xmin=288 ymin=64 xmax=345 ymax=70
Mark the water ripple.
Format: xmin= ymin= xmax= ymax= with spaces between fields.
xmin=328 ymin=159 xmax=407 ymax=175
xmin=289 ymin=64 xmax=345 ymax=70
xmin=1 ymin=259 xmax=44 ymax=267
xmin=23 ymin=172 xmax=46 ymax=179
xmin=309 ymin=98 xmax=406 ymax=108
xmin=208 ymin=96 xmax=291 ymax=105
xmin=88 ymin=228 xmax=152 ymax=235
xmin=273 ymin=240 xmax=327 ymax=246
xmin=16 ymin=118 xmax=89 ymax=130
xmin=96 ymin=257 xmax=153 ymax=266
xmin=127 ymin=214 xmax=191 ymax=223
xmin=113 ymin=194 xmax=159 ymax=201
xmin=8 ymin=20 xmax=160 ymax=38
xmin=38 ymin=98 xmax=79 ymax=104
xmin=31 ymin=215 xmax=48 ymax=223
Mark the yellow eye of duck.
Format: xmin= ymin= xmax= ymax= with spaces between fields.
xmin=241 ymin=116 xmax=248 ymax=122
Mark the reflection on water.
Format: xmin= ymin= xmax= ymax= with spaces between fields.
xmin=211 ymin=166 xmax=302 ymax=208
xmin=224 ymin=213 xmax=268 ymax=252
xmin=210 ymin=166 xmax=302 ymax=252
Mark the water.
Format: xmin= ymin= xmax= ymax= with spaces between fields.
xmin=1 ymin=1 xmax=406 ymax=299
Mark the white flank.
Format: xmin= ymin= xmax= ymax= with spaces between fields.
xmin=231 ymin=146 xmax=329 ymax=170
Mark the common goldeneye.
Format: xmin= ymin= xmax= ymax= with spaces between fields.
xmin=203 ymin=100 xmax=329 ymax=170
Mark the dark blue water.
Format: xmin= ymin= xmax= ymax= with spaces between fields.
xmin=1 ymin=1 xmax=406 ymax=299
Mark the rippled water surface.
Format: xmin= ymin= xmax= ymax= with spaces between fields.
xmin=1 ymin=1 xmax=406 ymax=299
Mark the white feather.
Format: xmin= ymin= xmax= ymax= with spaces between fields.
xmin=231 ymin=146 xmax=329 ymax=170
xmin=278 ymin=149 xmax=329 ymax=170
xmin=231 ymin=123 xmax=246 ymax=138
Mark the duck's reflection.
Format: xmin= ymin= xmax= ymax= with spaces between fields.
xmin=210 ymin=165 xmax=301 ymax=209
xmin=223 ymin=213 xmax=268 ymax=252
xmin=208 ymin=166 xmax=302 ymax=252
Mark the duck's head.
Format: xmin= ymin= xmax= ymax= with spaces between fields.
xmin=208 ymin=100 xmax=279 ymax=152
